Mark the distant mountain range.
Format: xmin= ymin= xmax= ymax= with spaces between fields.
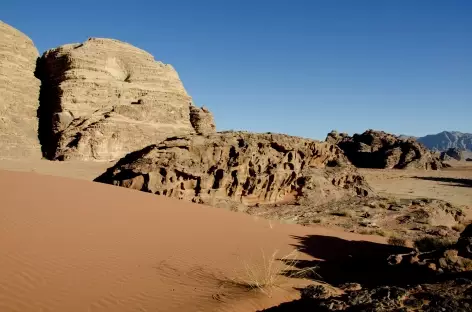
xmin=399 ymin=131 xmax=472 ymax=152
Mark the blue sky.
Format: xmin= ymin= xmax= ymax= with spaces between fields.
xmin=2 ymin=0 xmax=471 ymax=139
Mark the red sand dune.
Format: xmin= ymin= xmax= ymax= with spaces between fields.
xmin=0 ymin=170 xmax=387 ymax=311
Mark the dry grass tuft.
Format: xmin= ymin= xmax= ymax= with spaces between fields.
xmin=223 ymin=249 xmax=319 ymax=296
xmin=388 ymin=236 xmax=407 ymax=247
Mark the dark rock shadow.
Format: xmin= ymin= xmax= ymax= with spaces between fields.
xmin=413 ymin=176 xmax=472 ymax=188
xmin=35 ymin=56 xmax=55 ymax=159
xmin=260 ymin=234 xmax=472 ymax=311
xmin=34 ymin=53 xmax=69 ymax=160
xmin=282 ymin=235 xmax=436 ymax=288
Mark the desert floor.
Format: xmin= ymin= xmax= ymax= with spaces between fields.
xmin=360 ymin=161 xmax=472 ymax=209
xmin=0 ymin=159 xmax=470 ymax=311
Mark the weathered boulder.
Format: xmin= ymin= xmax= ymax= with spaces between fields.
xmin=189 ymin=105 xmax=216 ymax=135
xmin=95 ymin=132 xmax=371 ymax=209
xmin=0 ymin=21 xmax=41 ymax=158
xmin=326 ymin=129 xmax=447 ymax=170
xmin=36 ymin=38 xmax=212 ymax=161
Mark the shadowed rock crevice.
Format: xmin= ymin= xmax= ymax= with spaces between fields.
xmin=35 ymin=53 xmax=67 ymax=159
xmin=95 ymin=132 xmax=371 ymax=208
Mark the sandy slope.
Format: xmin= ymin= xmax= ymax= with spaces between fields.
xmin=0 ymin=158 xmax=111 ymax=180
xmin=0 ymin=170 xmax=387 ymax=312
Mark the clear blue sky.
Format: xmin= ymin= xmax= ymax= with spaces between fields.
xmin=2 ymin=0 xmax=471 ymax=139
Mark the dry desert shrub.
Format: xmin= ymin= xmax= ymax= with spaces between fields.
xmin=224 ymin=249 xmax=318 ymax=296
xmin=414 ymin=236 xmax=455 ymax=252
xmin=388 ymin=236 xmax=407 ymax=247
xmin=358 ymin=228 xmax=387 ymax=237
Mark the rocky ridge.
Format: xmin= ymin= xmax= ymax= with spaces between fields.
xmin=417 ymin=131 xmax=472 ymax=152
xmin=95 ymin=132 xmax=371 ymax=210
xmin=326 ymin=130 xmax=447 ymax=170
xmin=0 ymin=21 xmax=41 ymax=158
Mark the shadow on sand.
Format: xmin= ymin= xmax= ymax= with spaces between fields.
xmin=413 ymin=176 xmax=472 ymax=188
xmin=259 ymin=234 xmax=464 ymax=311
xmin=283 ymin=235 xmax=435 ymax=288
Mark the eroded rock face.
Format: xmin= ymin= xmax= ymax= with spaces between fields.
xmin=189 ymin=105 xmax=216 ymax=135
xmin=0 ymin=21 xmax=41 ymax=158
xmin=441 ymin=147 xmax=464 ymax=161
xmin=95 ymin=132 xmax=371 ymax=209
xmin=327 ymin=130 xmax=447 ymax=170
xmin=36 ymin=38 xmax=210 ymax=161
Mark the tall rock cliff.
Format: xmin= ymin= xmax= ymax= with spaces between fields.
xmin=0 ymin=21 xmax=41 ymax=158
xmin=36 ymin=38 xmax=215 ymax=161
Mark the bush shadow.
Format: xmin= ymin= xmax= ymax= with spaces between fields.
xmin=413 ymin=176 xmax=472 ymax=188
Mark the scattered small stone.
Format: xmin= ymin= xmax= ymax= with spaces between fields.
xmin=389 ymin=204 xmax=402 ymax=211
xmin=368 ymin=202 xmax=377 ymax=208
xmin=340 ymin=283 xmax=362 ymax=291
xmin=300 ymin=284 xmax=330 ymax=300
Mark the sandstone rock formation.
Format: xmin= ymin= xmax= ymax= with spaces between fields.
xmin=326 ymin=130 xmax=447 ymax=170
xmin=440 ymin=147 xmax=464 ymax=161
xmin=0 ymin=21 xmax=41 ymax=158
xmin=95 ymin=132 xmax=371 ymax=209
xmin=189 ymin=105 xmax=216 ymax=135
xmin=36 ymin=38 xmax=213 ymax=161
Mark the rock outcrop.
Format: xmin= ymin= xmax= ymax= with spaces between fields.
xmin=189 ymin=105 xmax=216 ymax=135
xmin=440 ymin=147 xmax=464 ymax=161
xmin=95 ymin=132 xmax=371 ymax=209
xmin=36 ymin=38 xmax=212 ymax=161
xmin=0 ymin=21 xmax=41 ymax=158
xmin=326 ymin=130 xmax=447 ymax=170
